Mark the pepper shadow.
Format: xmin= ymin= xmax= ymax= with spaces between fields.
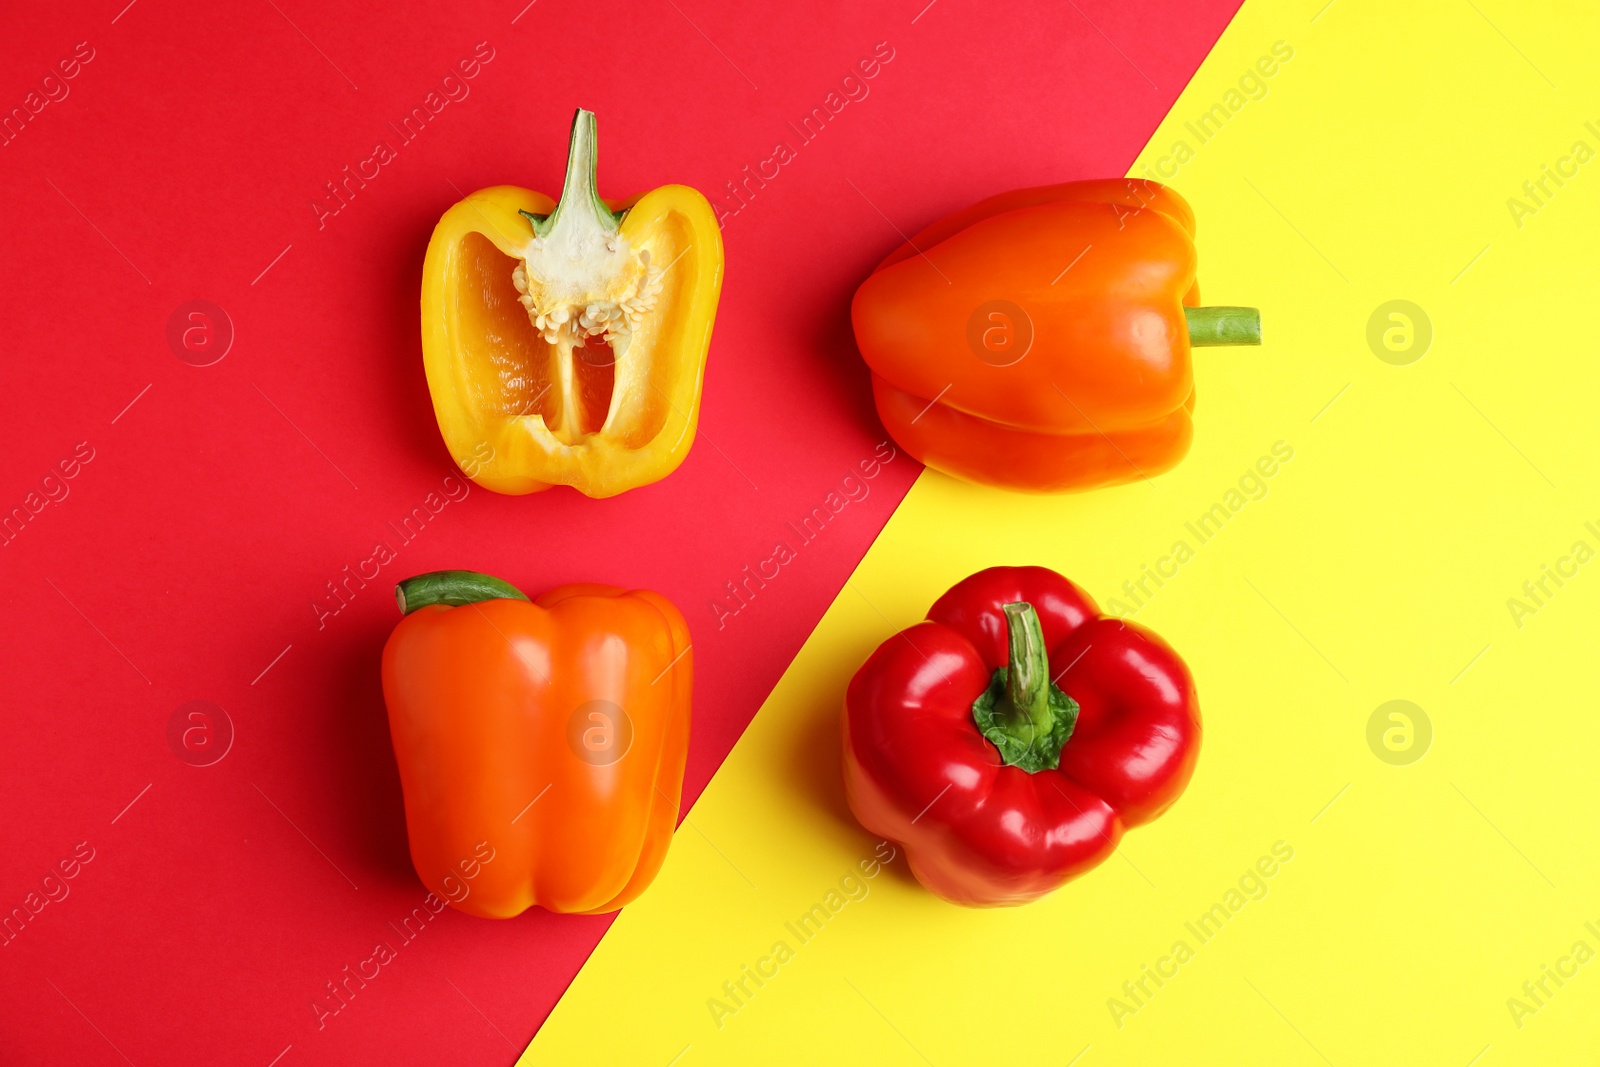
xmin=813 ymin=273 xmax=886 ymax=441
xmin=774 ymin=666 xmax=923 ymax=893
xmin=377 ymin=194 xmax=464 ymax=474
xmin=318 ymin=618 xmax=418 ymax=888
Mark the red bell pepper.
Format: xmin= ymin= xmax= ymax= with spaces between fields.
xmin=841 ymin=566 xmax=1201 ymax=906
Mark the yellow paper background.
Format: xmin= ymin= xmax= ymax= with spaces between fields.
xmin=524 ymin=1 xmax=1600 ymax=1062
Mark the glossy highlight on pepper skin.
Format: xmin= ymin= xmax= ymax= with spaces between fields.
xmin=381 ymin=576 xmax=692 ymax=917
xmin=853 ymin=179 xmax=1255 ymax=493
xmin=841 ymin=566 xmax=1201 ymax=906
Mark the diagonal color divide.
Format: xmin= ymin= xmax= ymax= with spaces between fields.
xmin=521 ymin=3 xmax=1600 ymax=1064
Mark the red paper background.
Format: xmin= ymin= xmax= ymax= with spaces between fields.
xmin=0 ymin=1 xmax=1239 ymax=1062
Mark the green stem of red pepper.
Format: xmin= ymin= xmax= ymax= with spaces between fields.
xmin=1184 ymin=305 xmax=1261 ymax=346
xmin=395 ymin=570 xmax=530 ymax=615
xmin=971 ymin=602 xmax=1080 ymax=773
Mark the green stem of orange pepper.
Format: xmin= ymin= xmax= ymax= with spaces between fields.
xmin=1185 ymin=305 xmax=1261 ymax=346
xmin=395 ymin=570 xmax=530 ymax=614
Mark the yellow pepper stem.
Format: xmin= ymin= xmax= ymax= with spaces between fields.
xmin=519 ymin=108 xmax=622 ymax=241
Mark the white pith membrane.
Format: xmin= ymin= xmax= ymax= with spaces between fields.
xmin=511 ymin=238 xmax=662 ymax=349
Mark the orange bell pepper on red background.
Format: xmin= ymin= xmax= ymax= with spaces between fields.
xmin=380 ymin=570 xmax=692 ymax=917
xmin=852 ymin=179 xmax=1260 ymax=492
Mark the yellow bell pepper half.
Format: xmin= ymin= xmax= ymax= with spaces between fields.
xmin=420 ymin=109 xmax=723 ymax=497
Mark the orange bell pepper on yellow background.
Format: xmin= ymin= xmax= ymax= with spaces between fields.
xmin=852 ymin=179 xmax=1259 ymax=493
xmin=420 ymin=109 xmax=723 ymax=497
xmin=380 ymin=570 xmax=692 ymax=917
